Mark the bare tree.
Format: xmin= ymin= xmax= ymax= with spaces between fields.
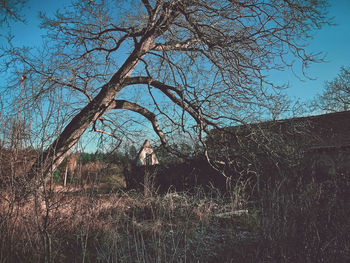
xmin=1 ymin=0 xmax=330 ymax=181
xmin=0 ymin=0 xmax=26 ymax=25
xmin=314 ymin=66 xmax=350 ymax=112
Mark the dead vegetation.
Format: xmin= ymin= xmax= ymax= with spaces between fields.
xmin=0 ymin=167 xmax=349 ymax=262
xmin=0 ymin=186 xmax=259 ymax=263
xmin=0 ymin=144 xmax=349 ymax=262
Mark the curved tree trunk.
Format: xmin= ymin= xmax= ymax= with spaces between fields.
xmin=28 ymin=84 xmax=117 ymax=180
xmin=28 ymin=35 xmax=156 ymax=181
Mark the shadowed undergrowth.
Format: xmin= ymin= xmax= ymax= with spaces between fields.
xmin=0 ymin=172 xmax=349 ymax=263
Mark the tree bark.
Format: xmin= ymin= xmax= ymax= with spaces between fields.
xmin=28 ymin=34 xmax=157 ymax=180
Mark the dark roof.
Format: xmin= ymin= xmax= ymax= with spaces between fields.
xmin=283 ymin=110 xmax=350 ymax=148
xmin=210 ymin=110 xmax=350 ymax=150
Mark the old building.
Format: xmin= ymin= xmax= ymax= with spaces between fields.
xmin=136 ymin=140 xmax=159 ymax=166
xmin=208 ymin=110 xmax=350 ymax=181
xmin=127 ymin=111 xmax=350 ymax=192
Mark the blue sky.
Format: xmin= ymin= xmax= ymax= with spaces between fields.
xmin=1 ymin=0 xmax=349 ymax=151
xmin=269 ymin=1 xmax=350 ymax=102
xmin=3 ymin=0 xmax=350 ymax=104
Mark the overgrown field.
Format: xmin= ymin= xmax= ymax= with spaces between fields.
xmin=1 ymin=171 xmax=349 ymax=263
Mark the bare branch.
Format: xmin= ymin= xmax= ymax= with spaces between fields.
xmin=122 ymin=76 xmax=216 ymax=131
xmin=50 ymin=77 xmax=93 ymax=102
xmin=152 ymin=38 xmax=200 ymax=51
xmin=1 ymin=0 xmax=331 ymax=181
xmin=92 ymin=118 xmax=122 ymax=143
xmin=0 ymin=0 xmax=25 ymax=24
xmin=141 ymin=0 xmax=153 ymax=16
xmin=111 ymin=99 xmax=167 ymax=146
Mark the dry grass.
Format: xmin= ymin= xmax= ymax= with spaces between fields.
xmin=0 ymin=183 xmax=259 ymax=263
xmin=0 ymin=171 xmax=349 ymax=262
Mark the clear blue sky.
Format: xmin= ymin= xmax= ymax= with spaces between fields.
xmin=2 ymin=0 xmax=350 ymax=103
xmin=268 ymin=1 xmax=350 ymax=102
xmin=1 ymin=0 xmax=349 ymax=151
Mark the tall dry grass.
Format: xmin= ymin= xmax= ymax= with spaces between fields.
xmin=0 ymin=148 xmax=349 ymax=262
xmin=0 ymin=182 xmax=258 ymax=263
